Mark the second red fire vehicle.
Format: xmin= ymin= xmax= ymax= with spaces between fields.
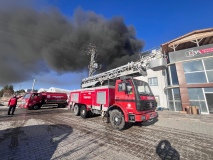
xmin=20 ymin=92 xmax=68 ymax=110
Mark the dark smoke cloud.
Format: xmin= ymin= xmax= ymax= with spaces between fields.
xmin=0 ymin=2 xmax=144 ymax=85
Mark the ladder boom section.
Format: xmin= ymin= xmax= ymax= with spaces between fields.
xmin=82 ymin=49 xmax=167 ymax=88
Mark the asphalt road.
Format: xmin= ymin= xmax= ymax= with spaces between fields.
xmin=0 ymin=106 xmax=213 ymax=160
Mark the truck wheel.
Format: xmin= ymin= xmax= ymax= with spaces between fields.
xmin=74 ymin=104 xmax=80 ymax=116
xmin=80 ymin=105 xmax=88 ymax=118
xmin=110 ymin=109 xmax=125 ymax=130
xmin=32 ymin=105 xmax=39 ymax=110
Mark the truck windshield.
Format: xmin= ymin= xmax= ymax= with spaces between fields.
xmin=133 ymin=79 xmax=153 ymax=95
xmin=23 ymin=93 xmax=31 ymax=99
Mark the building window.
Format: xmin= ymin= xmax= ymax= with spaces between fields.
xmin=183 ymin=58 xmax=213 ymax=84
xmin=204 ymin=58 xmax=213 ymax=82
xmin=167 ymin=88 xmax=182 ymax=111
xmin=166 ymin=68 xmax=171 ymax=86
xmin=148 ymin=77 xmax=158 ymax=86
xmin=170 ymin=65 xmax=179 ymax=85
xmin=203 ymin=58 xmax=213 ymax=70
xmin=183 ymin=60 xmax=206 ymax=84
xmin=188 ymin=88 xmax=208 ymax=113
xmin=166 ymin=64 xmax=179 ymax=86
xmin=183 ymin=60 xmax=204 ymax=72
xmin=185 ymin=72 xmax=207 ymax=84
xmin=206 ymin=71 xmax=213 ymax=82
xmin=204 ymin=88 xmax=213 ymax=92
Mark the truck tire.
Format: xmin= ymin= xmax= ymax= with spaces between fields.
xmin=32 ymin=105 xmax=39 ymax=110
xmin=110 ymin=109 xmax=125 ymax=130
xmin=74 ymin=104 xmax=80 ymax=116
xmin=80 ymin=105 xmax=88 ymax=118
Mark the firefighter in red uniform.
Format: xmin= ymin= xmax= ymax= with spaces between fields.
xmin=8 ymin=95 xmax=22 ymax=115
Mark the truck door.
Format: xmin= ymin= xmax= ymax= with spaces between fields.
xmin=115 ymin=80 xmax=136 ymax=113
xmin=31 ymin=93 xmax=41 ymax=105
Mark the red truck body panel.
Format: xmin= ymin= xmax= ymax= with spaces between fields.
xmin=20 ymin=92 xmax=68 ymax=109
xmin=69 ymin=86 xmax=115 ymax=111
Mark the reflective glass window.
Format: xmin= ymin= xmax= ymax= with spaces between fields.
xmin=188 ymin=88 xmax=204 ymax=100
xmin=167 ymin=88 xmax=182 ymax=111
xmin=175 ymin=101 xmax=182 ymax=111
xmin=190 ymin=101 xmax=207 ymax=113
xmin=173 ymin=88 xmax=181 ymax=100
xmin=185 ymin=72 xmax=207 ymax=84
xmin=204 ymin=88 xmax=213 ymax=92
xmin=203 ymin=58 xmax=213 ymax=70
xmin=206 ymin=71 xmax=213 ymax=82
xmin=170 ymin=65 xmax=179 ymax=85
xmin=166 ymin=68 xmax=171 ymax=86
xmin=183 ymin=60 xmax=203 ymax=72
xmin=168 ymin=89 xmax=173 ymax=100
xmin=169 ymin=101 xmax=175 ymax=111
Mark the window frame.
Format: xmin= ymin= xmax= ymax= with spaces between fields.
xmin=148 ymin=77 xmax=158 ymax=86
xmin=183 ymin=58 xmax=213 ymax=84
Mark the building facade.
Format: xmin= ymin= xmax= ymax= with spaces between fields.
xmin=162 ymin=28 xmax=213 ymax=114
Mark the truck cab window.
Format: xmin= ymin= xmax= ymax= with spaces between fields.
xmin=31 ymin=94 xmax=34 ymax=99
xmin=134 ymin=79 xmax=152 ymax=95
xmin=126 ymin=82 xmax=133 ymax=94
xmin=118 ymin=83 xmax=123 ymax=92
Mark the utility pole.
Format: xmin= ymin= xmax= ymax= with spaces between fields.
xmin=19 ymin=85 xmax=22 ymax=91
xmin=32 ymin=79 xmax=36 ymax=92
xmin=86 ymin=43 xmax=101 ymax=77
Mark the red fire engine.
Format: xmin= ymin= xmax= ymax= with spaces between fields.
xmin=20 ymin=92 xmax=68 ymax=110
xmin=68 ymin=49 xmax=167 ymax=130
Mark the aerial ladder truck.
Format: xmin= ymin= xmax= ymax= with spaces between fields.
xmin=68 ymin=49 xmax=167 ymax=130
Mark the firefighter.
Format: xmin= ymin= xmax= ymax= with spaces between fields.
xmin=8 ymin=95 xmax=22 ymax=115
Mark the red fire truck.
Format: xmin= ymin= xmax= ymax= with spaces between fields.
xmin=20 ymin=92 xmax=68 ymax=110
xmin=68 ymin=49 xmax=167 ymax=130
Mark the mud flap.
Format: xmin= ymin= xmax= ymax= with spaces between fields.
xmin=103 ymin=111 xmax=110 ymax=123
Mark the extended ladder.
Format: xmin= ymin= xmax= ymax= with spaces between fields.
xmin=81 ymin=49 xmax=167 ymax=88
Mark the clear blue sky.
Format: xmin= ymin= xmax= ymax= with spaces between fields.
xmin=6 ymin=0 xmax=213 ymax=91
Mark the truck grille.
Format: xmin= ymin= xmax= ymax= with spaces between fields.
xmin=146 ymin=101 xmax=155 ymax=109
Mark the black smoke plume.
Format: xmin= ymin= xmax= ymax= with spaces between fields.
xmin=0 ymin=2 xmax=144 ymax=85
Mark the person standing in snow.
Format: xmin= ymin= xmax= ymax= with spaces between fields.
xmin=8 ymin=95 xmax=22 ymax=115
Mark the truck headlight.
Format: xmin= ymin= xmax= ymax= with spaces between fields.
xmin=142 ymin=116 xmax=146 ymax=121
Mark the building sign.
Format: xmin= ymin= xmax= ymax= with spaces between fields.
xmin=169 ymin=44 xmax=213 ymax=63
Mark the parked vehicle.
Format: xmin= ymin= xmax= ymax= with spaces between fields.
xmin=20 ymin=92 xmax=68 ymax=110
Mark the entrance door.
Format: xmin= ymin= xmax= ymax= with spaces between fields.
xmin=205 ymin=94 xmax=213 ymax=113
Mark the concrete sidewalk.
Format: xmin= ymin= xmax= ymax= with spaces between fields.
xmin=157 ymin=110 xmax=213 ymax=136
